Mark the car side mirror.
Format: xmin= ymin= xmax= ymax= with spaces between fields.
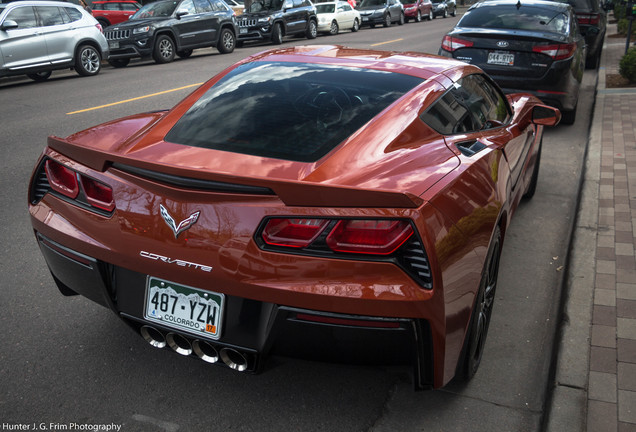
xmin=532 ymin=105 xmax=561 ymax=126
xmin=0 ymin=20 xmax=19 ymax=31
xmin=176 ymin=11 xmax=189 ymax=19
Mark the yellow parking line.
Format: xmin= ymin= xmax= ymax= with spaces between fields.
xmin=371 ymin=38 xmax=404 ymax=47
xmin=66 ymin=83 xmax=203 ymax=115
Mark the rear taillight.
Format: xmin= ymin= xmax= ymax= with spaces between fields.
xmin=96 ymin=23 xmax=103 ymax=33
xmin=81 ymin=176 xmax=115 ymax=212
xmin=45 ymin=159 xmax=79 ymax=199
xmin=326 ymin=220 xmax=413 ymax=255
xmin=262 ymin=218 xmax=329 ymax=248
xmin=441 ymin=35 xmax=474 ymax=52
xmin=533 ymin=43 xmax=577 ymax=61
xmin=577 ymin=13 xmax=600 ymax=25
xmin=44 ymin=159 xmax=115 ymax=213
xmin=260 ymin=218 xmax=414 ymax=255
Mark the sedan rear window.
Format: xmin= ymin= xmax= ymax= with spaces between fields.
xmin=165 ymin=62 xmax=424 ymax=162
xmin=459 ymin=5 xmax=569 ymax=33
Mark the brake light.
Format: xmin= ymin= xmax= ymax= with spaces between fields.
xmin=45 ymin=160 xmax=79 ymax=199
xmin=577 ymin=13 xmax=599 ymax=25
xmin=441 ymin=35 xmax=474 ymax=52
xmin=533 ymin=43 xmax=577 ymax=61
xmin=96 ymin=23 xmax=103 ymax=33
xmin=326 ymin=220 xmax=414 ymax=255
xmin=81 ymin=176 xmax=115 ymax=212
xmin=262 ymin=218 xmax=329 ymax=248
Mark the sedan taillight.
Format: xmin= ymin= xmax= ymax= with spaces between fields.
xmin=577 ymin=13 xmax=600 ymax=25
xmin=441 ymin=35 xmax=474 ymax=52
xmin=532 ymin=43 xmax=577 ymax=61
xmin=260 ymin=218 xmax=414 ymax=255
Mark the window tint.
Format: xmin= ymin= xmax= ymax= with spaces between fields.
xmin=165 ymin=62 xmax=423 ymax=162
xmin=458 ymin=5 xmax=569 ymax=34
xmin=421 ymin=74 xmax=510 ymax=135
xmin=5 ymin=6 xmax=38 ymax=29
xmin=37 ymin=6 xmax=66 ymax=26
xmin=194 ymin=0 xmax=214 ymax=12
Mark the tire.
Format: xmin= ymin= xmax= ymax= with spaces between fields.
xmin=523 ymin=139 xmax=542 ymax=200
xmin=271 ymin=23 xmax=283 ymax=44
xmin=177 ymin=49 xmax=193 ymax=58
xmin=27 ymin=71 xmax=52 ymax=81
xmin=404 ymin=16 xmax=409 ymax=23
xmin=383 ymin=13 xmax=391 ymax=27
xmin=370 ymin=23 xmax=376 ymax=28
xmin=561 ymin=103 xmax=577 ymax=125
xmin=217 ymin=28 xmax=235 ymax=54
xmin=329 ymin=20 xmax=339 ymax=35
xmin=456 ymin=226 xmax=502 ymax=381
xmin=442 ymin=8 xmax=447 ymax=18
xmin=427 ymin=9 xmax=433 ymax=20
xmin=75 ymin=44 xmax=101 ymax=76
xmin=398 ymin=12 xmax=404 ymax=25
xmin=352 ymin=18 xmax=359 ymax=32
xmin=306 ymin=19 xmax=317 ymax=39
xmin=108 ymin=58 xmax=130 ymax=68
xmin=152 ymin=35 xmax=175 ymax=64
xmin=451 ymin=6 xmax=456 ymax=16
xmin=415 ymin=10 xmax=422 ymax=22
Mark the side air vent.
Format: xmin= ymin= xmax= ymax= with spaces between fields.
xmin=112 ymin=163 xmax=276 ymax=195
xmin=398 ymin=238 xmax=433 ymax=290
xmin=30 ymin=160 xmax=51 ymax=204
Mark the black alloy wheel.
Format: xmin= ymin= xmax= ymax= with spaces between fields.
xmin=457 ymin=226 xmax=501 ymax=381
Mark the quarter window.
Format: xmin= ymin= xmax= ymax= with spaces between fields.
xmin=194 ymin=0 xmax=214 ymax=12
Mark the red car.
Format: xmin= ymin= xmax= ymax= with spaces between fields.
xmin=91 ymin=0 xmax=141 ymax=28
xmin=400 ymin=0 xmax=433 ymax=22
xmin=28 ymin=46 xmax=559 ymax=389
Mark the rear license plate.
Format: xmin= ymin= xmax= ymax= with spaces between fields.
xmin=144 ymin=276 xmax=224 ymax=340
xmin=487 ymin=51 xmax=514 ymax=66
xmin=109 ymin=41 xmax=119 ymax=49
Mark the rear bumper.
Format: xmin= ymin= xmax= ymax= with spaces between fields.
xmin=34 ymin=230 xmax=435 ymax=389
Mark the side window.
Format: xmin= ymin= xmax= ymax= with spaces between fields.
xmin=122 ymin=3 xmax=140 ymax=11
xmin=177 ymin=0 xmax=197 ymax=14
xmin=92 ymin=2 xmax=104 ymax=10
xmin=193 ymin=0 xmax=214 ymax=13
xmin=293 ymin=0 xmax=303 ymax=8
xmin=36 ymin=6 xmax=66 ymax=26
xmin=343 ymin=4 xmax=352 ymax=10
xmin=5 ymin=6 xmax=38 ymax=29
xmin=65 ymin=7 xmax=83 ymax=21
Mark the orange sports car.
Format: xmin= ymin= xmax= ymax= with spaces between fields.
xmin=28 ymin=45 xmax=560 ymax=389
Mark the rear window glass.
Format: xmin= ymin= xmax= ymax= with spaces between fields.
xmin=458 ymin=5 xmax=569 ymax=33
xmin=165 ymin=62 xmax=423 ymax=162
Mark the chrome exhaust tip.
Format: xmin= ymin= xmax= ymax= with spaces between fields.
xmin=193 ymin=340 xmax=219 ymax=363
xmin=140 ymin=325 xmax=166 ymax=349
xmin=166 ymin=333 xmax=193 ymax=356
xmin=220 ymin=348 xmax=248 ymax=372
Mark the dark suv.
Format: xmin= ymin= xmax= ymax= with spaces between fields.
xmin=104 ymin=0 xmax=238 ymax=67
xmin=236 ymin=0 xmax=317 ymax=45
xmin=552 ymin=0 xmax=606 ymax=68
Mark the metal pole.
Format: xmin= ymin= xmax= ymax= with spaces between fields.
xmin=627 ymin=1 xmax=634 ymax=54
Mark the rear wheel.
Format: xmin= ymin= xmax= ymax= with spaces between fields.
xmin=75 ymin=44 xmax=101 ymax=76
xmin=329 ymin=20 xmax=339 ymax=35
xmin=27 ymin=71 xmax=52 ymax=81
xmin=352 ymin=18 xmax=360 ymax=31
xmin=152 ymin=35 xmax=175 ymax=64
xmin=108 ymin=58 xmax=130 ymax=68
xmin=456 ymin=226 xmax=502 ymax=381
xmin=306 ymin=19 xmax=317 ymax=39
xmin=217 ymin=28 xmax=235 ymax=53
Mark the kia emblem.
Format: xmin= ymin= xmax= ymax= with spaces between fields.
xmin=497 ymin=41 xmax=509 ymax=48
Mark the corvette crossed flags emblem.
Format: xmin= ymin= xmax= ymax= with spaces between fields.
xmin=160 ymin=204 xmax=200 ymax=238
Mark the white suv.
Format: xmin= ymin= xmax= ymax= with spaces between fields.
xmin=0 ymin=1 xmax=109 ymax=81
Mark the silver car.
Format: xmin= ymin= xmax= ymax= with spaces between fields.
xmin=0 ymin=0 xmax=109 ymax=81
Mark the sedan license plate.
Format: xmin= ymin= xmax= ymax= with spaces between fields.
xmin=487 ymin=52 xmax=514 ymax=66
xmin=144 ymin=277 xmax=224 ymax=340
xmin=109 ymin=41 xmax=119 ymax=49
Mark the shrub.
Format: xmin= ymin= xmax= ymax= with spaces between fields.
xmin=619 ymin=46 xmax=636 ymax=82
xmin=617 ymin=18 xmax=636 ymax=35
xmin=614 ymin=4 xmax=626 ymax=20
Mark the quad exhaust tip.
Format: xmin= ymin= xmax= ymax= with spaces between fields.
xmin=138 ymin=325 xmax=249 ymax=371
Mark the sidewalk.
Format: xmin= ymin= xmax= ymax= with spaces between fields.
xmin=547 ymin=23 xmax=636 ymax=432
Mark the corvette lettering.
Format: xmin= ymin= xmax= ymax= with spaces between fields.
xmin=140 ymin=251 xmax=212 ymax=272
